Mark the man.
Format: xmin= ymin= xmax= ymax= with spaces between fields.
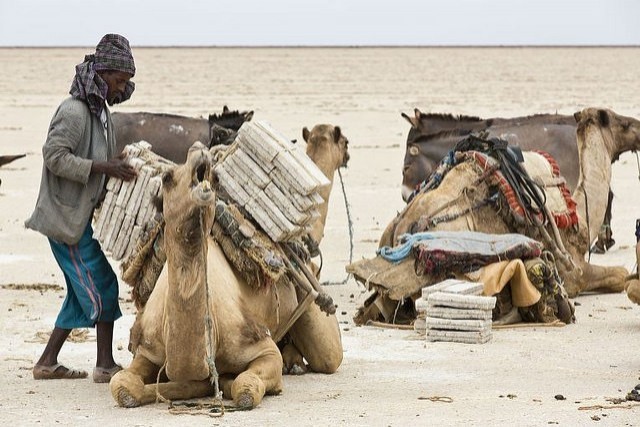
xmin=26 ymin=34 xmax=137 ymax=383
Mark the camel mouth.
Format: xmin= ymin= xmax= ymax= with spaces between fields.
xmin=341 ymin=153 xmax=350 ymax=168
xmin=190 ymin=159 xmax=215 ymax=205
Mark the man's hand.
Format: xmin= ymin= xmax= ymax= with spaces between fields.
xmin=92 ymin=158 xmax=137 ymax=181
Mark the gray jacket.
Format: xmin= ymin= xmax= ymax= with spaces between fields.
xmin=25 ymin=97 xmax=116 ymax=245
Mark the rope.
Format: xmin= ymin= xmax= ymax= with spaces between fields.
xmin=321 ymin=168 xmax=355 ymax=286
xmin=155 ymin=208 xmax=226 ymax=417
xmin=201 ymin=208 xmax=224 ymax=411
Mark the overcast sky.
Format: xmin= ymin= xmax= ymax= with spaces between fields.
xmin=0 ymin=0 xmax=638 ymax=47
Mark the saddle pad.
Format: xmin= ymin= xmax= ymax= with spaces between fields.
xmin=467 ymin=150 xmax=578 ymax=228
xmin=412 ymin=230 xmax=543 ymax=275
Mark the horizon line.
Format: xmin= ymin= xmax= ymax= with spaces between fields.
xmin=0 ymin=44 xmax=638 ymax=49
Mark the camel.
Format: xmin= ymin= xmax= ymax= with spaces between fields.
xmin=111 ymin=125 xmax=349 ymax=409
xmin=279 ymin=124 xmax=349 ymax=374
xmin=303 ymin=124 xmax=350 ymax=251
xmin=113 ymin=106 xmax=253 ymax=163
xmin=400 ymin=109 xmax=616 ymax=252
xmin=357 ymin=108 xmax=640 ymax=323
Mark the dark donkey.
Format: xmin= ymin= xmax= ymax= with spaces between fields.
xmin=113 ymin=105 xmax=253 ymax=163
xmin=400 ymin=109 xmax=615 ymax=252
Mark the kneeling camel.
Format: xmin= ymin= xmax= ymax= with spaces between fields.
xmin=110 ymin=142 xmax=343 ymax=409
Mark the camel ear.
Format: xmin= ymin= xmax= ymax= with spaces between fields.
xmin=597 ymin=109 xmax=609 ymax=127
xmin=302 ymin=127 xmax=310 ymax=142
xmin=573 ymin=111 xmax=581 ymax=123
xmin=333 ymin=126 xmax=342 ymax=142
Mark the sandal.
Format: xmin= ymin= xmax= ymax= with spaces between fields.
xmin=33 ymin=363 xmax=88 ymax=380
xmin=92 ymin=364 xmax=123 ymax=383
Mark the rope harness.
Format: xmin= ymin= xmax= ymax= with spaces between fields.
xmin=320 ymin=167 xmax=355 ymax=286
xmin=154 ymin=208 xmax=227 ymax=416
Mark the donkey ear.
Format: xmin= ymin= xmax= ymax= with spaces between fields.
xmin=403 ymin=111 xmax=420 ymax=129
xmin=333 ymin=126 xmax=342 ymax=142
xmin=597 ymin=109 xmax=610 ymax=127
xmin=302 ymin=127 xmax=311 ymax=142
xmin=573 ymin=111 xmax=582 ymax=123
xmin=401 ymin=112 xmax=415 ymax=127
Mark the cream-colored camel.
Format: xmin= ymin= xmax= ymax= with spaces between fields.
xmin=281 ymin=124 xmax=349 ymax=374
xmin=110 ymin=141 xmax=343 ymax=409
xmin=303 ymin=124 xmax=350 ymax=247
xmin=378 ymin=108 xmax=640 ymax=299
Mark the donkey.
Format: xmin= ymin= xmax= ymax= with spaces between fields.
xmin=113 ymin=105 xmax=253 ymax=163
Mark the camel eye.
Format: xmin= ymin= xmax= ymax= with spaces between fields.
xmin=162 ymin=171 xmax=175 ymax=189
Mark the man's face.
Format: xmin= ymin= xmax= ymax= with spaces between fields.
xmin=99 ymin=70 xmax=133 ymax=105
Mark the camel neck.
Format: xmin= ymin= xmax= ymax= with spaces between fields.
xmin=574 ymin=124 xmax=613 ymax=243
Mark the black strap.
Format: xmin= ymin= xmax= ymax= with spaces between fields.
xmin=455 ymin=133 xmax=550 ymax=226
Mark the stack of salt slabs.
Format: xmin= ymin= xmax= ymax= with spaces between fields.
xmin=414 ymin=279 xmax=496 ymax=344
xmin=93 ymin=141 xmax=174 ymax=261
xmin=214 ymin=120 xmax=330 ymax=242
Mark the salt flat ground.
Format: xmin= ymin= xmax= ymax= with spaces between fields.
xmin=0 ymin=47 xmax=638 ymax=426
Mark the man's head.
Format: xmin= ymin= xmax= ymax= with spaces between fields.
xmin=69 ymin=34 xmax=136 ymax=114
xmin=94 ymin=34 xmax=136 ymax=106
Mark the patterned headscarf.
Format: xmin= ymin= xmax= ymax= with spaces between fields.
xmin=69 ymin=34 xmax=136 ymax=117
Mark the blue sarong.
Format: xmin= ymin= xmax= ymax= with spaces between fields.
xmin=48 ymin=223 xmax=122 ymax=328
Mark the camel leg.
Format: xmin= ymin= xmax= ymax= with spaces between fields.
xmin=110 ymin=355 xmax=212 ymax=407
xmin=564 ymin=261 xmax=628 ymax=297
xmin=230 ymin=341 xmax=284 ymax=408
xmin=593 ymin=190 xmax=615 ymax=253
xmin=281 ymin=340 xmax=307 ymax=375
xmin=288 ymin=301 xmax=343 ymax=374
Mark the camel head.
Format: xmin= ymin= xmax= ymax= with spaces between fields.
xmin=159 ymin=142 xmax=217 ymax=253
xmin=302 ymin=124 xmax=350 ymax=171
xmin=574 ymin=108 xmax=640 ymax=160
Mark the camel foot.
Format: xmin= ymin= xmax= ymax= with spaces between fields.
xmin=281 ymin=343 xmax=308 ymax=375
xmin=236 ymin=392 xmax=255 ymax=409
xmin=113 ymin=387 xmax=141 ymax=408
xmin=591 ymin=242 xmax=606 ymax=254
xmin=110 ymin=370 xmax=144 ymax=407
